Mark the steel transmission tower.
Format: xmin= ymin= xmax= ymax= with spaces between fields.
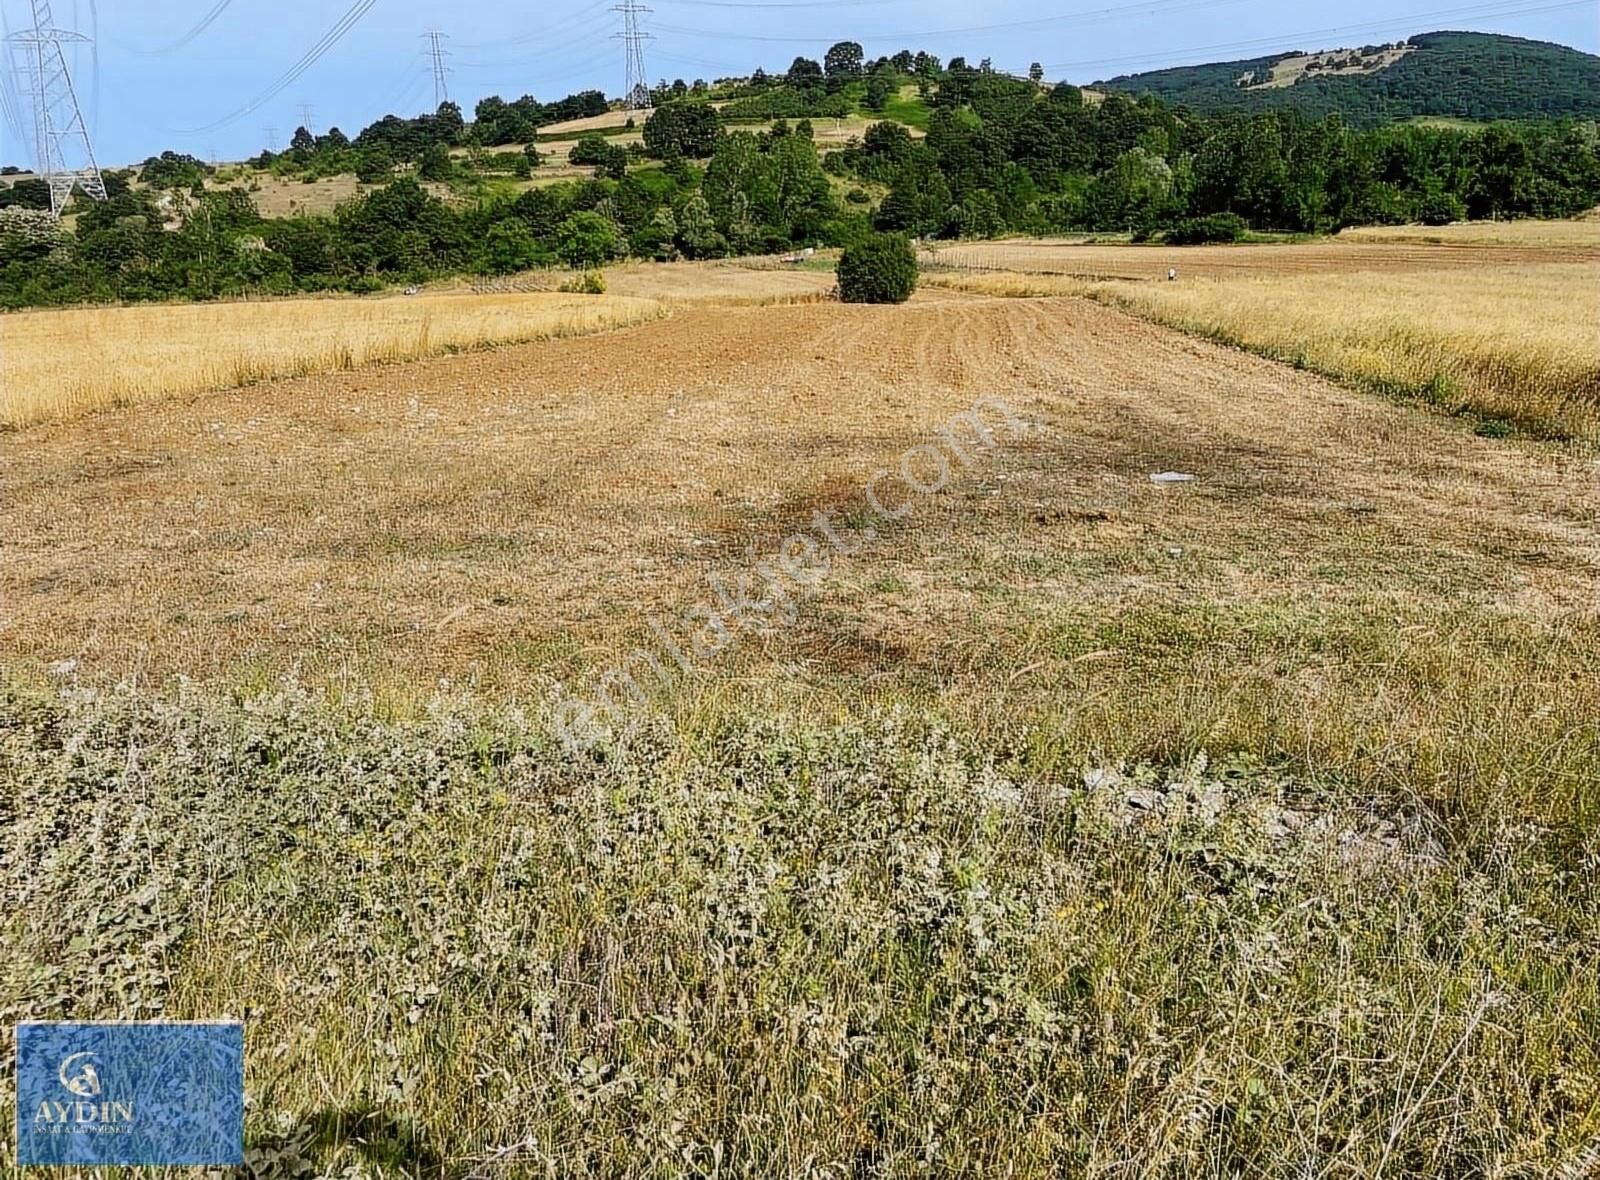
xmin=7 ymin=0 xmax=106 ymax=217
xmin=425 ymin=30 xmax=451 ymax=107
xmin=613 ymin=1 xmax=652 ymax=110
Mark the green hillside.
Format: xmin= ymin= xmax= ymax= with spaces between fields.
xmin=1097 ymin=31 xmax=1600 ymax=125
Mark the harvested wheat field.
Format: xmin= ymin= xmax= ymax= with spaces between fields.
xmin=435 ymin=259 xmax=839 ymax=304
xmin=928 ymin=259 xmax=1600 ymax=440
xmin=5 ymin=268 xmax=1600 ymax=1175
xmin=926 ymin=234 xmax=1600 ymax=279
xmin=538 ymin=108 xmax=651 ymax=136
xmin=5 ymin=290 xmax=1598 ymax=815
xmin=0 ymin=291 xmax=665 ymax=428
xmin=1340 ymin=217 xmax=1600 ymax=247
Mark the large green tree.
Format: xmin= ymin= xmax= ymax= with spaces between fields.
xmin=824 ymin=41 xmax=865 ymax=84
xmin=643 ymin=103 xmax=721 ymax=159
xmin=555 ymin=211 xmax=622 ymax=268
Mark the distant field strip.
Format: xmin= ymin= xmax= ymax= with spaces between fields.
xmin=927 ymin=259 xmax=1600 ymax=441
xmin=926 ymin=232 xmax=1600 ymax=280
xmin=0 ymin=292 xmax=666 ymax=428
xmin=1339 ymin=218 xmax=1600 ymax=248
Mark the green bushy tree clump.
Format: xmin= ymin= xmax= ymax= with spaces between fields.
xmin=556 ymin=211 xmax=622 ymax=268
xmin=642 ymin=103 xmax=721 ymax=159
xmin=837 ymin=232 xmax=918 ymax=303
xmin=1164 ymin=212 xmax=1247 ymax=245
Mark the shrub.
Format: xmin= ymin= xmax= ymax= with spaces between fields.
xmin=1416 ymin=188 xmax=1467 ymax=227
xmin=558 ymin=269 xmax=607 ymax=295
xmin=354 ymin=149 xmax=394 ymax=184
xmin=837 ymin=232 xmax=917 ymax=304
xmin=1163 ymin=212 xmax=1247 ymax=245
xmin=593 ymin=143 xmax=629 ymax=181
xmin=483 ymin=221 xmax=540 ymax=275
xmin=139 ymin=151 xmax=211 ymax=190
xmin=568 ymin=135 xmax=613 ymax=166
xmin=555 ymin=212 xmax=622 ymax=268
xmin=642 ymin=103 xmax=721 ymax=159
xmin=417 ymin=144 xmax=455 ymax=182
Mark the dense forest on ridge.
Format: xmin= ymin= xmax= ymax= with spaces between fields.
xmin=1 ymin=32 xmax=1597 ymax=308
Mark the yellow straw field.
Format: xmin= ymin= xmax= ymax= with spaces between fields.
xmin=0 ymin=291 xmax=666 ymax=428
xmin=928 ymin=260 xmax=1600 ymax=440
xmin=1338 ymin=217 xmax=1600 ymax=248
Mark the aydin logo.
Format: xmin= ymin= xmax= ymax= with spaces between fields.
xmin=33 ymin=1050 xmax=133 ymax=1131
xmin=59 ymin=1052 xmax=102 ymax=1098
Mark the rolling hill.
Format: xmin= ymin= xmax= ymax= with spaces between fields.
xmin=1096 ymin=31 xmax=1600 ymax=125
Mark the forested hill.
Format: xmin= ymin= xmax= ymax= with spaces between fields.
xmin=1097 ymin=31 xmax=1600 ymax=125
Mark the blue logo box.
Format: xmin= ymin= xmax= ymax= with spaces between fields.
xmin=16 ymin=1021 xmax=244 ymax=1167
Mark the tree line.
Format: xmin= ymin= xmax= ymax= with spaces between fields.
xmin=1 ymin=46 xmax=1596 ymax=308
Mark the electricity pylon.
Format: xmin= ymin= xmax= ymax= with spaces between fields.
xmin=613 ymin=1 xmax=652 ymax=110
xmin=7 ymin=0 xmax=106 ymax=217
xmin=425 ymin=30 xmax=450 ymax=107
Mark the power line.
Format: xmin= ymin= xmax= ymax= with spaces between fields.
xmin=464 ymin=43 xmax=619 ymax=95
xmin=85 ymin=0 xmax=97 ymax=135
xmin=656 ymin=0 xmax=909 ymax=7
xmin=178 ymin=0 xmax=380 ymax=134
xmin=456 ymin=25 xmax=620 ymax=79
xmin=1042 ymin=0 xmax=1595 ymax=73
xmin=369 ymin=57 xmax=432 ymax=114
xmin=646 ymin=0 xmax=1258 ymax=44
xmin=455 ymin=2 xmax=613 ymax=50
xmin=648 ymin=0 xmax=1581 ymax=47
xmin=652 ymin=48 xmax=749 ymax=73
xmin=119 ymin=0 xmax=236 ymax=56
xmin=297 ymin=100 xmax=316 ymax=136
xmin=456 ymin=12 xmax=617 ymax=70
xmin=0 ymin=35 xmax=30 ymax=147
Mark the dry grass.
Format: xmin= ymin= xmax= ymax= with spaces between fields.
xmin=539 ymin=108 xmax=651 ymax=136
xmin=208 ymin=173 xmax=366 ymax=218
xmin=0 ymin=291 xmax=667 ymax=428
xmin=5 ymin=294 xmax=1598 ymax=826
xmin=1106 ymin=264 xmax=1600 ymax=440
xmin=1339 ymin=218 xmax=1600 ymax=248
xmin=923 ymin=234 xmax=1600 ymax=280
xmin=5 ymin=279 xmax=1600 ymax=1173
xmin=922 ymin=270 xmax=1094 ymax=299
xmin=431 ymin=258 xmax=839 ymax=305
xmin=927 ymin=259 xmax=1600 ymax=440
xmin=1244 ymin=43 xmax=1413 ymax=89
xmin=6 ymin=684 xmax=1598 ymax=1177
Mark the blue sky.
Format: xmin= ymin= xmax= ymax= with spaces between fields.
xmin=2 ymin=0 xmax=1595 ymax=166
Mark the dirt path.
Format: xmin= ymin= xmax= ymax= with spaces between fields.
xmin=2 ymin=294 xmax=1595 ymax=714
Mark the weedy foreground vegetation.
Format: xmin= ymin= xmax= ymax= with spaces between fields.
xmin=2 ymin=234 xmax=1600 ymax=1176
xmin=3 ymin=687 xmax=1600 ymax=1177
